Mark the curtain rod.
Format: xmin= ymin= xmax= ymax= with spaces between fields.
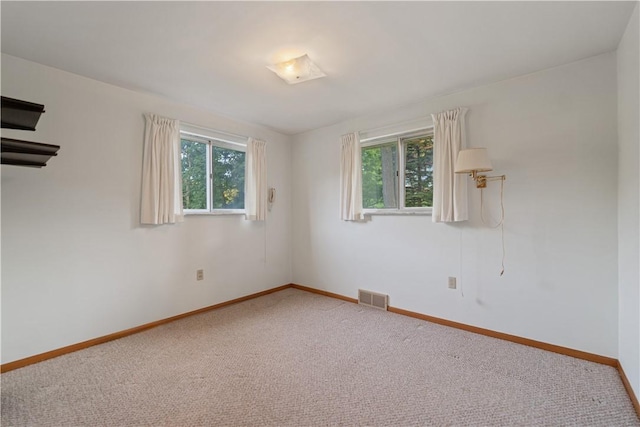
xmin=180 ymin=121 xmax=249 ymax=141
xmin=359 ymin=125 xmax=434 ymax=143
xmin=358 ymin=115 xmax=434 ymax=143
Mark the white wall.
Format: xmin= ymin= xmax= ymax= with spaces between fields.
xmin=292 ymin=53 xmax=619 ymax=358
xmin=0 ymin=54 xmax=292 ymax=364
xmin=1 ymin=43 xmax=632 ymax=369
xmin=617 ymin=3 xmax=640 ymax=398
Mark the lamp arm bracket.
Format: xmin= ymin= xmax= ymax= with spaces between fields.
xmin=467 ymin=172 xmax=505 ymax=188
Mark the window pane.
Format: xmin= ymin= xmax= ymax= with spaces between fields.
xmin=181 ymin=139 xmax=208 ymax=210
xmin=361 ymin=142 xmax=398 ymax=209
xmin=212 ymin=146 xmax=245 ymax=209
xmin=404 ymin=135 xmax=433 ymax=208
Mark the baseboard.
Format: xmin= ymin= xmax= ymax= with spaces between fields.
xmin=0 ymin=283 xmax=640 ymax=417
xmin=292 ymin=283 xmax=640 ymax=415
xmin=2 ymin=282 xmax=637 ymax=422
xmin=291 ymin=283 xmax=617 ymax=367
xmin=4 ymin=281 xmax=636 ymax=419
xmin=290 ymin=283 xmax=358 ymax=303
xmin=289 ymin=283 xmax=640 ymax=418
xmin=0 ymin=284 xmax=291 ymax=373
xmin=387 ymin=306 xmax=617 ymax=366
xmin=617 ymin=361 xmax=640 ymax=418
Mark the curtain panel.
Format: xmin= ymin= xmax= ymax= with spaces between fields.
xmin=140 ymin=114 xmax=183 ymax=225
xmin=431 ymin=107 xmax=469 ymax=223
xmin=245 ymin=138 xmax=267 ymax=221
xmin=340 ymin=132 xmax=364 ymax=221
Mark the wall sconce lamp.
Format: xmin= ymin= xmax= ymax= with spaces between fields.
xmin=456 ymin=147 xmax=507 ymax=276
xmin=455 ymin=148 xmax=505 ymax=188
xmin=267 ymin=54 xmax=326 ymax=85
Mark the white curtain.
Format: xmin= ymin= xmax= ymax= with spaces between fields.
xmin=245 ymin=138 xmax=267 ymax=221
xmin=340 ymin=132 xmax=364 ymax=221
xmin=140 ymin=114 xmax=183 ymax=225
xmin=431 ymin=107 xmax=469 ymax=223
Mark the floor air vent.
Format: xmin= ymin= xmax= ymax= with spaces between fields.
xmin=358 ymin=289 xmax=388 ymax=311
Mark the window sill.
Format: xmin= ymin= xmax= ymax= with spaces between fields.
xmin=363 ymin=208 xmax=432 ymax=216
xmin=185 ymin=210 xmax=246 ymax=216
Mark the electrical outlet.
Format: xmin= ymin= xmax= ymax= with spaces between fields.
xmin=448 ymin=277 xmax=457 ymax=289
xmin=196 ymin=269 xmax=204 ymax=281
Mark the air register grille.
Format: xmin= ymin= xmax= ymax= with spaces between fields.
xmin=358 ymin=289 xmax=389 ymax=311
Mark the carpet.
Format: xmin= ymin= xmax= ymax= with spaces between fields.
xmin=2 ymin=288 xmax=638 ymax=426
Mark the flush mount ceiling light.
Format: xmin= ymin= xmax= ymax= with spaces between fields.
xmin=267 ymin=54 xmax=326 ymax=85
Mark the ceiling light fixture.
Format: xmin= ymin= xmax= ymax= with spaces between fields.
xmin=267 ymin=54 xmax=326 ymax=85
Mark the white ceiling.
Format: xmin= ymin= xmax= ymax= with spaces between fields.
xmin=1 ymin=1 xmax=635 ymax=135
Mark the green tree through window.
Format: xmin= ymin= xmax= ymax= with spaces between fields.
xmin=404 ymin=135 xmax=433 ymax=208
xmin=361 ymin=133 xmax=433 ymax=210
xmin=181 ymin=139 xmax=207 ymax=210
xmin=181 ymin=136 xmax=245 ymax=211
xmin=212 ymin=146 xmax=245 ymax=209
xmin=362 ymin=142 xmax=398 ymax=209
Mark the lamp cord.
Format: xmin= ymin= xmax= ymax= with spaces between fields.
xmin=480 ymin=179 xmax=506 ymax=276
xmin=459 ymin=228 xmax=464 ymax=297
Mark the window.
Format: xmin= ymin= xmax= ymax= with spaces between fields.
xmin=180 ymin=132 xmax=246 ymax=213
xmin=361 ymin=132 xmax=433 ymax=213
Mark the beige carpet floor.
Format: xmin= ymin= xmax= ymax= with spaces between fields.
xmin=1 ymin=288 xmax=638 ymax=426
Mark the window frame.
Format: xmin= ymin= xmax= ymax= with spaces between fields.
xmin=180 ymin=130 xmax=247 ymax=215
xmin=361 ymin=129 xmax=434 ymax=216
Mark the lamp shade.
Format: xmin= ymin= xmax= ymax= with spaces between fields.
xmin=455 ymin=148 xmax=493 ymax=173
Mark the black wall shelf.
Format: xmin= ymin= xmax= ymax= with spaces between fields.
xmin=1 ymin=137 xmax=59 ymax=168
xmin=1 ymin=96 xmax=60 ymax=168
xmin=1 ymin=96 xmax=45 ymax=131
